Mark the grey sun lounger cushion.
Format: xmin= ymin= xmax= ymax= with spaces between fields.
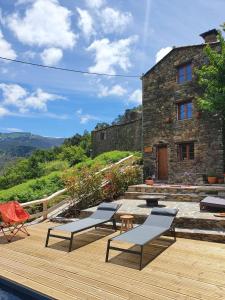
xmin=46 ymin=202 xmax=120 ymax=252
xmin=200 ymin=196 xmax=225 ymax=209
xmin=111 ymin=207 xmax=178 ymax=246
xmin=52 ymin=202 xmax=120 ymax=233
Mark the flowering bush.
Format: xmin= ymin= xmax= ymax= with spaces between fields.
xmin=63 ymin=164 xmax=104 ymax=210
xmin=103 ymin=165 xmax=142 ymax=200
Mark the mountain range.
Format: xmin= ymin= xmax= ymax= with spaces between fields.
xmin=0 ymin=132 xmax=65 ymax=170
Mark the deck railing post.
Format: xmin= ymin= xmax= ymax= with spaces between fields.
xmin=43 ymin=201 xmax=48 ymax=220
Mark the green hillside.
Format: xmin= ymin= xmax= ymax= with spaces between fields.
xmin=0 ymin=132 xmax=65 ymax=170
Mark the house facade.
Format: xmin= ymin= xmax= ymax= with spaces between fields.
xmin=91 ymin=110 xmax=142 ymax=157
xmin=142 ymin=29 xmax=224 ymax=184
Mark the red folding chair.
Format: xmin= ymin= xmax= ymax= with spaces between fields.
xmin=0 ymin=201 xmax=30 ymax=242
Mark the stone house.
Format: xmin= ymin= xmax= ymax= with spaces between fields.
xmin=142 ymin=29 xmax=224 ymax=184
xmin=91 ymin=110 xmax=142 ymax=157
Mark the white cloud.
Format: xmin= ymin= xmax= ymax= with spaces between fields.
xmin=98 ymin=84 xmax=127 ymax=97
xmin=155 ymin=46 xmax=172 ymax=63
xmin=0 ymin=106 xmax=10 ymax=117
xmin=77 ymin=8 xmax=95 ymax=40
xmin=129 ymin=89 xmax=142 ymax=104
xmin=4 ymin=127 xmax=24 ymax=132
xmin=0 ymin=30 xmax=17 ymax=59
xmin=85 ymin=0 xmax=105 ymax=8
xmin=40 ymin=48 xmax=63 ymax=66
xmin=0 ymin=83 xmax=65 ymax=114
xmin=6 ymin=0 xmax=77 ymax=49
xmin=76 ymin=109 xmax=99 ymax=124
xmin=87 ymin=36 xmax=137 ymax=75
xmin=100 ymin=7 xmax=132 ymax=34
xmin=23 ymin=50 xmax=37 ymax=60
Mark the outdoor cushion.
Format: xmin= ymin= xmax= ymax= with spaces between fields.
xmin=151 ymin=207 xmax=178 ymax=217
xmin=97 ymin=202 xmax=119 ymax=211
xmin=201 ymin=196 xmax=225 ymax=208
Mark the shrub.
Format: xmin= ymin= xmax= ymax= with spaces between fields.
xmin=103 ymin=165 xmax=142 ymax=200
xmin=58 ymin=146 xmax=88 ymax=166
xmin=63 ymin=164 xmax=104 ymax=210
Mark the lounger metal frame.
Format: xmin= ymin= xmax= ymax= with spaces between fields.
xmin=105 ymin=224 xmax=176 ymax=270
xmin=45 ymin=217 xmax=117 ymax=252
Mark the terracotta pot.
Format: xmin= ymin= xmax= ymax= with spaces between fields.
xmin=218 ymin=178 xmax=224 ymax=184
xmin=145 ymin=179 xmax=154 ymax=186
xmin=208 ymin=176 xmax=217 ymax=184
xmin=196 ymin=111 xmax=201 ymax=119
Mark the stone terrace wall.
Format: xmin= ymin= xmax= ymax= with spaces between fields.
xmin=142 ymin=43 xmax=224 ymax=184
xmin=92 ymin=118 xmax=142 ymax=157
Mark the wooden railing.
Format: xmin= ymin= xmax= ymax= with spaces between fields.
xmin=21 ymin=155 xmax=134 ymax=221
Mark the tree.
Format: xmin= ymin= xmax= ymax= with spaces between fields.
xmin=58 ymin=146 xmax=88 ymax=166
xmin=95 ymin=122 xmax=109 ymax=130
xmin=196 ymin=25 xmax=225 ymax=119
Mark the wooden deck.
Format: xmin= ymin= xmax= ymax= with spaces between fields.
xmin=1 ymin=222 xmax=225 ymax=299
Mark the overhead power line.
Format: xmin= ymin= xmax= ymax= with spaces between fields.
xmin=0 ymin=56 xmax=140 ymax=78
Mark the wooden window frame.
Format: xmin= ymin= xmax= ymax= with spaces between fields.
xmin=177 ymin=100 xmax=192 ymax=120
xmin=177 ymin=63 xmax=192 ymax=84
xmin=100 ymin=131 xmax=106 ymax=141
xmin=177 ymin=142 xmax=194 ymax=161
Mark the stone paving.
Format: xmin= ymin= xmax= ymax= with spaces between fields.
xmin=85 ymin=199 xmax=225 ymax=220
xmin=84 ymin=198 xmax=225 ymax=221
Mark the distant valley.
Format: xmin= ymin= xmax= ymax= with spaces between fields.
xmin=0 ymin=132 xmax=64 ymax=170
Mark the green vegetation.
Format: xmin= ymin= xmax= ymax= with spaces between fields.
xmin=0 ymin=172 xmax=64 ymax=203
xmin=74 ymin=150 xmax=140 ymax=171
xmin=95 ymin=105 xmax=142 ymax=130
xmin=63 ymin=156 xmax=142 ymax=212
xmin=197 ymin=24 xmax=225 ymax=119
xmin=0 ymin=131 xmax=92 ymax=190
xmin=0 ymin=150 xmax=141 ymax=203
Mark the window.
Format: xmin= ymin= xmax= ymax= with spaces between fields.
xmin=178 ymin=142 xmax=194 ymax=161
xmin=177 ymin=101 xmax=192 ymax=120
xmin=177 ymin=63 xmax=192 ymax=83
xmin=100 ymin=131 xmax=106 ymax=140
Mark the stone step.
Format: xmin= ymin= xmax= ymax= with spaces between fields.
xmin=128 ymin=184 xmax=225 ymax=197
xmin=123 ymin=192 xmax=203 ymax=202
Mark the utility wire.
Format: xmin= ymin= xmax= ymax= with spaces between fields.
xmin=0 ymin=56 xmax=140 ymax=78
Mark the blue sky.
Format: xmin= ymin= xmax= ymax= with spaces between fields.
xmin=0 ymin=0 xmax=224 ymax=137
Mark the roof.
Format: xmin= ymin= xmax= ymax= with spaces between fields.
xmin=142 ymin=41 xmax=220 ymax=78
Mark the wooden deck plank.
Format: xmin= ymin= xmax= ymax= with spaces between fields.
xmin=0 ymin=222 xmax=225 ymax=299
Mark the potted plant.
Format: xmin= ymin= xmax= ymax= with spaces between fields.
xmin=207 ymin=172 xmax=217 ymax=184
xmin=217 ymin=175 xmax=224 ymax=184
xmin=145 ymin=176 xmax=154 ymax=186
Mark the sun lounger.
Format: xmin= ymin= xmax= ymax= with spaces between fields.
xmin=200 ymin=196 xmax=225 ymax=211
xmin=0 ymin=201 xmax=30 ymax=242
xmin=45 ymin=202 xmax=121 ymax=252
xmin=105 ymin=207 xmax=178 ymax=270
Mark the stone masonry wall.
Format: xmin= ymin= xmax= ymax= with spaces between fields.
xmin=92 ymin=118 xmax=142 ymax=157
xmin=142 ymin=44 xmax=224 ymax=184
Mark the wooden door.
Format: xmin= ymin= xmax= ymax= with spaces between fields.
xmin=158 ymin=146 xmax=168 ymax=180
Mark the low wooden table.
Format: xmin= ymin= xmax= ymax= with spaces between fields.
xmin=137 ymin=194 xmax=166 ymax=207
xmin=120 ymin=215 xmax=134 ymax=233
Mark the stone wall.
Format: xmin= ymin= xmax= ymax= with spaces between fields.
xmin=142 ymin=43 xmax=224 ymax=184
xmin=92 ymin=118 xmax=142 ymax=157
